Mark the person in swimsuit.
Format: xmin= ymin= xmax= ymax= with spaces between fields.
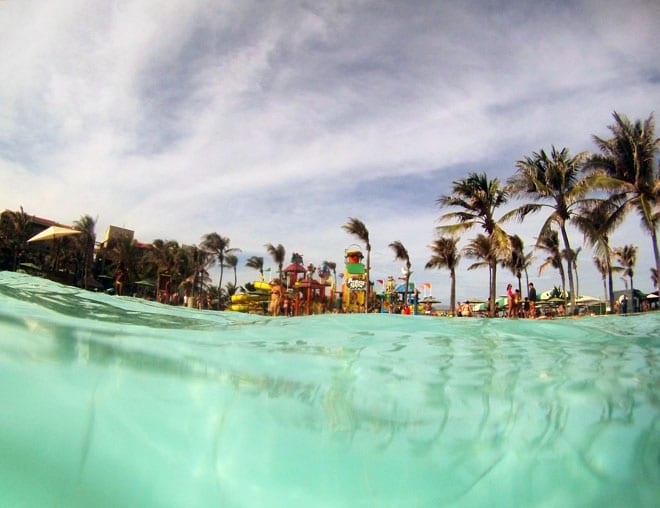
xmin=269 ymin=279 xmax=283 ymax=316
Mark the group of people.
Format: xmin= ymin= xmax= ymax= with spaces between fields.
xmin=506 ymin=282 xmax=537 ymax=318
xmin=455 ymin=283 xmax=539 ymax=318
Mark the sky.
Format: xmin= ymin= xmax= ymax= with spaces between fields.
xmin=1 ymin=0 xmax=659 ymax=303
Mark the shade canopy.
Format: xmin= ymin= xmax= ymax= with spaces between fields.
xmin=284 ymin=263 xmax=307 ymax=273
xmin=27 ymin=226 xmax=81 ymax=243
xmin=575 ymin=295 xmax=601 ymax=304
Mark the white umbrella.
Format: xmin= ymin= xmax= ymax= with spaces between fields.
xmin=27 ymin=226 xmax=81 ymax=243
xmin=575 ymin=295 xmax=601 ymax=304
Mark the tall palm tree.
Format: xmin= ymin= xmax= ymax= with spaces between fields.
xmin=437 ymin=172 xmax=509 ymax=316
xmin=389 ymin=240 xmax=411 ymax=307
xmin=593 ymin=256 xmax=609 ymax=304
xmin=425 ymin=236 xmax=460 ymax=316
xmin=245 ymin=255 xmax=265 ymax=280
xmin=586 ymin=112 xmax=660 ymax=288
xmin=614 ymin=244 xmax=638 ymax=296
xmin=73 ymin=214 xmax=96 ymax=289
xmin=201 ymin=233 xmax=241 ymax=297
xmin=536 ymin=229 xmax=566 ymax=297
xmin=224 ymin=253 xmax=239 ymax=287
xmin=463 ymin=234 xmax=499 ymax=311
xmin=574 ymin=199 xmax=624 ymax=311
xmin=264 ymin=243 xmax=286 ymax=281
xmin=185 ymin=244 xmax=212 ymax=299
xmin=341 ymin=217 xmax=372 ymax=311
xmin=502 ymin=234 xmax=529 ymax=294
xmin=507 ymin=146 xmax=590 ymax=306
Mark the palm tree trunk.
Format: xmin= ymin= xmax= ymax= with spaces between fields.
xmin=450 ymin=268 xmax=456 ymax=317
xmin=606 ymin=256 xmax=615 ymax=313
xmin=647 ymin=218 xmax=660 ymax=289
xmin=490 ymin=261 xmax=497 ymax=317
xmin=403 ymin=274 xmax=410 ymax=307
xmin=524 ymin=268 xmax=530 ymax=297
xmin=559 ymin=226 xmax=576 ymax=306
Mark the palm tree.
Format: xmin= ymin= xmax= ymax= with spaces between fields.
xmin=148 ymin=239 xmax=180 ymax=280
xmin=574 ymin=199 xmax=624 ymax=311
xmin=341 ymin=217 xmax=371 ymax=311
xmin=389 ymin=240 xmax=411 ymax=307
xmin=1 ymin=206 xmax=31 ymax=271
xmin=536 ymin=229 xmax=566 ymax=297
xmin=586 ymin=112 xmax=660 ymax=288
xmin=73 ymin=214 xmax=96 ymax=289
xmin=425 ymin=236 xmax=460 ymax=316
xmin=201 ymin=233 xmax=241 ymax=297
xmin=614 ymin=244 xmax=638 ymax=297
xmin=322 ymin=260 xmax=337 ymax=288
xmin=321 ymin=260 xmax=338 ymax=304
xmin=224 ymin=253 xmax=239 ymax=287
xmin=463 ymin=234 xmax=499 ymax=312
xmin=112 ymin=236 xmax=141 ymax=292
xmin=507 ymin=146 xmax=590 ymax=306
xmin=593 ymin=256 xmax=609 ymax=304
xmin=245 ymin=255 xmax=265 ymax=280
xmin=185 ymin=244 xmax=212 ymax=300
xmin=264 ymin=243 xmax=286 ymax=281
xmin=502 ymin=234 xmax=530 ymax=295
xmin=437 ymin=172 xmax=509 ymax=316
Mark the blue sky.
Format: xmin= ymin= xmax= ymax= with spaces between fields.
xmin=1 ymin=0 xmax=659 ymax=302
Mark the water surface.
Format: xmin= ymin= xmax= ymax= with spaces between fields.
xmin=0 ymin=272 xmax=658 ymax=507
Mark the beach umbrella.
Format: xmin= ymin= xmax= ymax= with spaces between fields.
xmin=27 ymin=226 xmax=81 ymax=243
xmin=575 ymin=295 xmax=601 ymax=304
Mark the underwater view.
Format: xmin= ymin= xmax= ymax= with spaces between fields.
xmin=0 ymin=271 xmax=658 ymax=507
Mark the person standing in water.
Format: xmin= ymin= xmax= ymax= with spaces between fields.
xmin=528 ymin=282 xmax=537 ymax=318
xmin=114 ymin=262 xmax=127 ymax=296
xmin=506 ymin=284 xmax=515 ymax=318
xmin=269 ymin=279 xmax=283 ymax=316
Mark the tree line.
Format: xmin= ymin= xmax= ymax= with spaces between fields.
xmin=1 ymin=111 xmax=658 ymax=314
xmin=344 ymin=112 xmax=658 ymax=315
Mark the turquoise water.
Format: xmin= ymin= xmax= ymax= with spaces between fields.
xmin=0 ymin=272 xmax=658 ymax=507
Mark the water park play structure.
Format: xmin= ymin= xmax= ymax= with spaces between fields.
xmin=229 ymin=247 xmax=438 ymax=315
xmin=340 ymin=247 xmax=368 ymax=313
xmin=228 ymin=280 xmax=271 ymax=312
xmin=229 ymin=255 xmax=337 ymax=316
